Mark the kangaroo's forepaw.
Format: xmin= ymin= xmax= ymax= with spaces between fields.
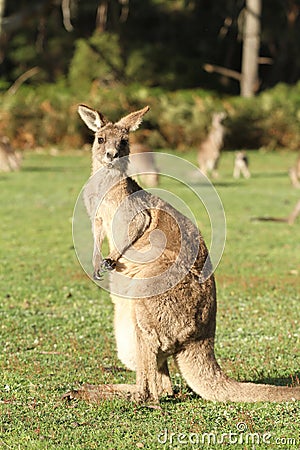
xmin=102 ymin=258 xmax=116 ymax=271
xmin=93 ymin=269 xmax=103 ymax=281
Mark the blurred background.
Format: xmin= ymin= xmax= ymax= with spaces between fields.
xmin=0 ymin=0 xmax=300 ymax=152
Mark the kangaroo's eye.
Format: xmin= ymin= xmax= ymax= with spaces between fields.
xmin=120 ymin=139 xmax=128 ymax=146
xmin=98 ymin=137 xmax=104 ymax=144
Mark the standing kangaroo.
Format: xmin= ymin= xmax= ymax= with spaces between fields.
xmin=252 ymin=199 xmax=300 ymax=225
xmin=197 ymin=112 xmax=226 ymax=178
xmin=129 ymin=141 xmax=159 ymax=187
xmin=65 ymin=104 xmax=300 ymax=403
xmin=0 ymin=136 xmax=22 ymax=172
xmin=289 ymin=154 xmax=300 ymax=188
xmin=233 ymin=151 xmax=251 ymax=179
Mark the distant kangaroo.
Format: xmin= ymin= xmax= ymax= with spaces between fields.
xmin=0 ymin=136 xmax=22 ymax=172
xmin=252 ymin=199 xmax=300 ymax=225
xmin=65 ymin=104 xmax=300 ymax=403
xmin=289 ymin=154 xmax=300 ymax=188
xmin=129 ymin=141 xmax=159 ymax=187
xmin=233 ymin=150 xmax=251 ymax=179
xmin=197 ymin=112 xmax=226 ymax=178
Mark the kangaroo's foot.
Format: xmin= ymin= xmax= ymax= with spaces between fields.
xmin=102 ymin=258 xmax=117 ymax=271
xmin=63 ymin=383 xmax=151 ymax=403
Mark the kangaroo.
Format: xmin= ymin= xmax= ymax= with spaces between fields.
xmin=252 ymin=199 xmax=300 ymax=225
xmin=64 ymin=104 xmax=300 ymax=404
xmin=129 ymin=141 xmax=159 ymax=187
xmin=288 ymin=199 xmax=300 ymax=224
xmin=0 ymin=136 xmax=22 ymax=172
xmin=233 ymin=150 xmax=251 ymax=179
xmin=197 ymin=112 xmax=226 ymax=178
xmin=289 ymin=154 xmax=300 ymax=188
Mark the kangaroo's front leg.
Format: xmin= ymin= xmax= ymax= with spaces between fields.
xmin=101 ymin=257 xmax=117 ymax=271
xmin=92 ymin=217 xmax=105 ymax=280
xmin=103 ymin=209 xmax=151 ymax=270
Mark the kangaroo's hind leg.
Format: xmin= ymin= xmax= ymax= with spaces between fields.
xmin=157 ymin=356 xmax=173 ymax=396
xmin=63 ymin=309 xmax=173 ymax=403
xmin=114 ymin=296 xmax=173 ymax=398
xmin=134 ymin=329 xmax=173 ymax=402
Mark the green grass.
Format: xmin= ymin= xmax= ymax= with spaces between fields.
xmin=0 ymin=149 xmax=299 ymax=449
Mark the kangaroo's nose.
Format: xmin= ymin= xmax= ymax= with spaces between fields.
xmin=106 ymin=150 xmax=119 ymax=161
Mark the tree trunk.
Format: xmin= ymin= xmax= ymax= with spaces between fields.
xmin=241 ymin=0 xmax=262 ymax=97
xmin=0 ymin=0 xmax=5 ymax=35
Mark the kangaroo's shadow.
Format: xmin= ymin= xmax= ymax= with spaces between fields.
xmin=251 ymin=172 xmax=287 ymax=179
xmin=190 ymin=180 xmax=245 ymax=188
xmin=254 ymin=375 xmax=300 ymax=387
xmin=23 ymin=166 xmax=68 ymax=172
xmin=212 ymin=181 xmax=245 ymax=188
xmin=159 ymin=374 xmax=300 ymax=405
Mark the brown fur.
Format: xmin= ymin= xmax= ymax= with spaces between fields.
xmin=197 ymin=112 xmax=226 ymax=178
xmin=0 ymin=137 xmax=22 ymax=172
xmin=287 ymin=199 xmax=300 ymax=224
xmin=64 ymin=105 xmax=300 ymax=404
xmin=289 ymin=154 xmax=300 ymax=188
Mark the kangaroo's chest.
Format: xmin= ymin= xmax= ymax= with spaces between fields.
xmin=98 ymin=195 xmax=125 ymax=243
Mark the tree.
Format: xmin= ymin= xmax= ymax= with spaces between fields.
xmin=0 ymin=0 xmax=5 ymax=36
xmin=241 ymin=0 xmax=262 ymax=97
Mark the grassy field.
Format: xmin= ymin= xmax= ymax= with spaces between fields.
xmin=0 ymin=149 xmax=299 ymax=449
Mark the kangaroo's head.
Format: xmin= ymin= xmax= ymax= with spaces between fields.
xmin=212 ymin=111 xmax=227 ymax=127
xmin=78 ymin=104 xmax=150 ymax=171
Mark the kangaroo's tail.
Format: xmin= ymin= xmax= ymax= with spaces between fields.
xmin=175 ymin=340 xmax=300 ymax=402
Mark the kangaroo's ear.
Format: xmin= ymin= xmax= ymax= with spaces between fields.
xmin=116 ymin=106 xmax=150 ymax=132
xmin=78 ymin=105 xmax=108 ymax=131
